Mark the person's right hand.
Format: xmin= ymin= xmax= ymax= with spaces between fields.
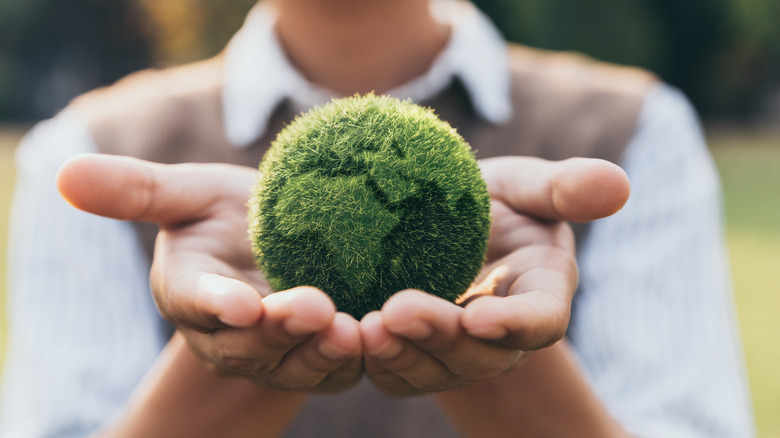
xmin=57 ymin=154 xmax=363 ymax=393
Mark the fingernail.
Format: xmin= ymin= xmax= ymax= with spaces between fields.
xmin=217 ymin=314 xmax=248 ymax=328
xmin=284 ymin=317 xmax=323 ymax=336
xmin=398 ymin=319 xmax=433 ymax=340
xmin=368 ymin=337 xmax=403 ymax=360
xmin=318 ymin=339 xmax=351 ymax=360
xmin=467 ymin=324 xmax=508 ymax=340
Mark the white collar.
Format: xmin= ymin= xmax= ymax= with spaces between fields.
xmin=222 ymin=0 xmax=512 ymax=148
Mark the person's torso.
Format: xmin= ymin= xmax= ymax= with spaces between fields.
xmin=72 ymin=43 xmax=655 ymax=438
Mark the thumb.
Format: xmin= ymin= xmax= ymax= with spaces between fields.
xmin=57 ymin=154 xmax=258 ymax=226
xmin=480 ymin=156 xmax=630 ymax=223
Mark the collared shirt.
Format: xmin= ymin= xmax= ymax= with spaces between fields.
xmin=222 ymin=0 xmax=511 ymax=148
xmin=0 ymin=1 xmax=755 ymax=437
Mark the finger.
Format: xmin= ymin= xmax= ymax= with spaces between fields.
xmin=465 ymin=224 xmax=577 ymax=350
xmin=267 ymin=313 xmax=363 ymax=392
xmin=185 ymin=287 xmax=336 ymax=378
xmin=461 ymin=292 xmax=571 ymax=350
xmin=260 ymin=287 xmax=337 ymax=338
xmin=484 ymin=203 xmax=575 ymax=262
xmin=381 ymin=291 xmax=521 ymax=381
xmin=315 ymin=356 xmax=364 ymax=393
xmin=381 ymin=290 xmax=461 ymax=341
xmin=198 ymin=273 xmax=265 ymax=328
xmin=56 ymin=153 xmax=257 ymax=226
xmin=363 ymin=359 xmax=420 ymax=397
xmin=360 ymin=311 xmax=404 ymax=360
xmin=365 ymin=344 xmax=460 ymax=394
xmin=361 ymin=311 xmax=460 ymax=394
xmin=152 ymin=268 xmax=264 ymax=331
xmin=480 ymin=156 xmax=630 ymax=222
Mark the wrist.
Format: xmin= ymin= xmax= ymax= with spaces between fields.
xmin=435 ymin=342 xmax=628 ymax=438
xmin=102 ymin=333 xmax=305 ymax=438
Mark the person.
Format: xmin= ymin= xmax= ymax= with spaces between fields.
xmin=1 ymin=0 xmax=754 ymax=436
xmin=54 ymin=153 xmax=630 ymax=437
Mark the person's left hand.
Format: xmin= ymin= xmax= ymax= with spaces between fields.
xmin=360 ymin=157 xmax=630 ymax=396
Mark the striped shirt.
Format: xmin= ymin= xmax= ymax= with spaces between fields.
xmin=0 ymin=1 xmax=754 ymax=436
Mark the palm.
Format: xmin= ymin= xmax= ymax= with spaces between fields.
xmin=152 ymin=194 xmax=272 ymax=300
xmin=57 ymin=154 xmax=628 ymax=397
xmin=359 ymin=156 xmax=630 ymax=396
xmin=462 ymin=199 xmax=576 ymax=336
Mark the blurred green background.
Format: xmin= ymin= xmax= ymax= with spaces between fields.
xmin=1 ymin=0 xmax=778 ymax=121
xmin=0 ymin=0 xmax=779 ymax=436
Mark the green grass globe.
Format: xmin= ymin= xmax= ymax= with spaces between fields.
xmin=248 ymin=94 xmax=491 ymax=319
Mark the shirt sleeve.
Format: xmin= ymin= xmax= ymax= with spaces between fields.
xmin=0 ymin=112 xmax=168 ymax=438
xmin=569 ymin=83 xmax=755 ymax=437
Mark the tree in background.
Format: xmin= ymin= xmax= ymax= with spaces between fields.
xmin=472 ymin=0 xmax=780 ymax=121
xmin=0 ymin=0 xmax=777 ymax=122
xmin=138 ymin=0 xmax=256 ymax=66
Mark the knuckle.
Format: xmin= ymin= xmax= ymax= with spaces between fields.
xmin=307 ymin=347 xmax=360 ymax=373
xmin=413 ymin=374 xmax=461 ymax=392
xmin=266 ymin=372 xmax=322 ymax=392
xmin=462 ymin=367 xmax=506 ymax=382
xmin=263 ymin=333 xmax=301 ymax=350
xmin=304 ymin=358 xmax=342 ymax=374
xmin=460 ymin=357 xmax=518 ymax=382
xmin=220 ymin=356 xmax=268 ymax=376
xmin=377 ymin=344 xmax=427 ymax=374
xmin=212 ymin=348 xmax=274 ymax=376
xmin=384 ymin=354 xmax=421 ymax=374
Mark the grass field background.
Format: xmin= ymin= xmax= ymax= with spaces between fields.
xmin=709 ymin=131 xmax=780 ymax=437
xmin=0 ymin=129 xmax=20 ymax=383
xmin=0 ymin=127 xmax=778 ymax=436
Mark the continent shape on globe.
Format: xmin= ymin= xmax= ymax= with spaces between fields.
xmin=249 ymin=94 xmax=491 ymax=318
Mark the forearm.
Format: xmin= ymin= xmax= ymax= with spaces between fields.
xmin=434 ymin=340 xmax=628 ymax=438
xmin=96 ymin=333 xmax=306 ymax=438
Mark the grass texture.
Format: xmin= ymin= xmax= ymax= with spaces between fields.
xmin=248 ymin=95 xmax=491 ymax=319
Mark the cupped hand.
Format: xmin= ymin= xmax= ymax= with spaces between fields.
xmin=360 ymin=156 xmax=630 ymax=396
xmin=57 ymin=154 xmax=363 ymax=393
xmin=57 ymin=154 xmax=629 ymax=396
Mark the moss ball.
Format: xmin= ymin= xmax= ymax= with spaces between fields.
xmin=248 ymin=94 xmax=491 ymax=319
